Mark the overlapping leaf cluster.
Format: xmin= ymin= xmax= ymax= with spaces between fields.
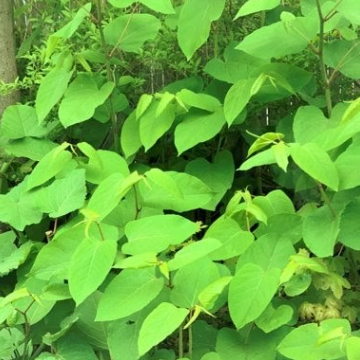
xmin=1 ymin=0 xmax=360 ymax=359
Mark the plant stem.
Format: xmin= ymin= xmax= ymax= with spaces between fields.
xmin=94 ymin=0 xmax=119 ymax=152
xmin=178 ymin=325 xmax=184 ymax=358
xmin=317 ymin=182 xmax=336 ymax=219
xmin=315 ymin=0 xmax=333 ymax=117
xmin=188 ymin=324 xmax=193 ymax=359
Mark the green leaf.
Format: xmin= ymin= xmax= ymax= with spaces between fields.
xmin=0 ymin=180 xmax=43 ymax=231
xmin=120 ymin=111 xmax=142 ymax=158
xmin=303 ymin=206 xmax=340 ymax=257
xmin=177 ymin=0 xmax=226 ymax=60
xmin=239 ymin=148 xmax=277 ymax=171
xmin=139 ymin=170 xmax=213 ymax=212
xmin=277 ymin=319 xmax=349 ymax=360
xmin=339 ymin=200 xmax=360 ymax=250
xmin=35 ymin=68 xmax=73 ymax=123
xmin=109 ymin=0 xmax=175 ymax=13
xmin=104 ymin=14 xmax=161 ymax=53
xmin=4 ymin=138 xmax=57 ymax=161
xmin=86 ymin=171 xmax=142 ymax=222
xmin=1 ymin=105 xmax=47 ymax=139
xmin=176 ymin=89 xmax=221 ymax=112
xmin=273 ymin=142 xmax=289 ymax=171
xmin=69 ymin=238 xmax=117 ymax=305
xmin=198 ymin=276 xmax=232 ymax=311
xmin=36 ymin=169 xmax=86 ymax=218
xmin=26 ymin=142 xmax=72 ymax=190
xmin=247 ymin=132 xmax=284 ymax=157
xmin=237 ymin=16 xmax=318 ymax=59
xmin=52 ymin=3 xmax=92 ymax=38
xmin=293 ymin=106 xmax=329 ymax=144
xmin=138 ymin=302 xmax=189 ymax=356
xmin=224 ymin=78 xmax=254 ymax=125
xmin=122 ymin=214 xmax=201 ymax=255
xmin=185 ymin=151 xmax=235 ymax=210
xmin=59 ymin=74 xmax=114 ymax=127
xmin=205 ymin=216 xmax=254 ymax=260
xmin=234 ymin=0 xmax=280 ymax=19
xmin=96 ymin=268 xmax=164 ymax=321
xmin=255 ymin=303 xmax=293 ymax=333
xmin=236 ymin=233 xmax=295 ymax=272
xmin=170 ymin=258 xmax=220 ymax=308
xmin=168 ymin=239 xmax=222 ymax=271
xmin=228 ymin=263 xmax=281 ymax=329
xmin=136 ymin=94 xmax=153 ymax=120
xmin=290 ymin=143 xmax=339 ymax=191
xmin=139 ymin=100 xmax=176 ymax=151
xmin=0 ymin=241 xmax=33 ymax=277
xmin=346 ymin=337 xmax=360 ymax=360
xmin=175 ymin=108 xmax=226 ymax=155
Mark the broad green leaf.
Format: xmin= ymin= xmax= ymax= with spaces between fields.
xmin=120 ymin=111 xmax=142 ymax=158
xmin=177 ymin=0 xmax=226 ymax=60
xmin=26 ymin=142 xmax=72 ymax=190
xmin=205 ymin=216 xmax=254 ymax=260
xmin=108 ymin=320 xmax=140 ymax=360
xmin=122 ymin=214 xmax=201 ymax=255
xmin=247 ymin=132 xmax=284 ymax=157
xmin=346 ymin=337 xmax=360 ymax=360
xmin=224 ymin=78 xmax=254 ymax=125
xmin=56 ymin=335 xmax=98 ymax=360
xmin=216 ymin=327 xmax=289 ymax=360
xmin=198 ymin=276 xmax=232 ymax=311
xmin=185 ymin=151 xmax=235 ymax=210
xmin=4 ymin=138 xmax=57 ymax=161
xmin=75 ymin=292 xmax=108 ymax=349
xmin=69 ymin=238 xmax=117 ymax=305
xmin=236 ymin=233 xmax=295 ymax=272
xmin=277 ymin=319 xmax=350 ymax=360
xmin=168 ymin=238 xmax=222 ymax=271
xmin=109 ymin=0 xmax=175 ymax=14
xmin=0 ymin=179 xmax=43 ymax=230
xmin=234 ymin=0 xmax=280 ymax=19
xmin=303 ymin=206 xmax=340 ymax=257
xmin=283 ymin=272 xmax=312 ymax=297
xmin=239 ymin=148 xmax=277 ymax=171
xmin=0 ymin=231 xmax=16 ymax=261
xmin=236 ymin=16 xmax=318 ymax=59
xmin=36 ymin=169 xmax=86 ymax=218
xmin=170 ymin=258 xmax=220 ymax=308
xmin=136 ymin=94 xmax=153 ymax=120
xmin=114 ymin=252 xmax=158 ymax=269
xmin=86 ymin=171 xmax=142 ymax=221
xmin=0 ymin=241 xmax=33 ymax=277
xmin=138 ymin=302 xmax=189 ymax=356
xmin=253 ymin=190 xmax=295 ymax=218
xmin=139 ymin=100 xmax=176 ymax=151
xmin=59 ymin=74 xmax=114 ymax=127
xmin=204 ymin=45 xmax=269 ymax=84
xmin=175 ymin=108 xmax=226 ymax=155
xmin=35 ymin=68 xmax=73 ymax=123
xmin=96 ymin=268 xmax=164 ymax=321
xmin=52 ymin=3 xmax=92 ymax=38
xmin=139 ymin=170 xmax=213 ymax=212
xmin=335 ymin=139 xmax=360 ymax=190
xmin=272 ymin=142 xmax=290 ymax=172
xmin=293 ymin=106 xmax=329 ymax=144
xmin=290 ymin=143 xmax=339 ymax=191
xmin=104 ymin=14 xmax=161 ymax=53
xmin=78 ymin=145 xmax=130 ymax=184
xmin=1 ymin=105 xmax=46 ymax=139
xmin=176 ymin=89 xmax=221 ymax=112
xmin=255 ymin=303 xmax=293 ymax=333
xmin=324 ymin=40 xmax=360 ymax=80
xmin=228 ymin=263 xmax=281 ymax=329
xmin=339 ymin=200 xmax=360 ymax=250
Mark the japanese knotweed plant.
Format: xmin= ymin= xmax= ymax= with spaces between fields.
xmin=1 ymin=0 xmax=360 ymax=359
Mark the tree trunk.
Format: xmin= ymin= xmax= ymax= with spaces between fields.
xmin=0 ymin=0 xmax=19 ymax=119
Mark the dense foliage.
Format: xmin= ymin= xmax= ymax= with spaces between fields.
xmin=1 ymin=0 xmax=360 ymax=359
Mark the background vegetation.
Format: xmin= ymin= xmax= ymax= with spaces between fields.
xmin=1 ymin=0 xmax=360 ymax=359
